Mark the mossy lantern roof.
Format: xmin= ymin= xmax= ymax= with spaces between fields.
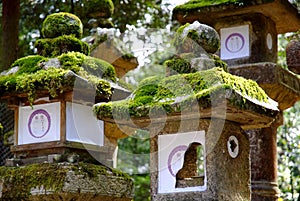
xmin=0 ymin=52 xmax=129 ymax=104
xmin=172 ymin=0 xmax=300 ymax=34
xmin=94 ymin=67 xmax=278 ymax=130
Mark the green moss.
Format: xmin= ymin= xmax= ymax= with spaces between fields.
xmin=0 ymin=163 xmax=68 ymax=200
xmin=0 ymin=52 xmax=115 ymax=104
xmin=173 ymin=0 xmax=274 ymax=13
xmin=35 ymin=35 xmax=90 ymax=57
xmin=42 ymin=12 xmax=83 ymax=38
xmin=11 ymin=55 xmax=46 ymax=74
xmin=81 ymin=56 xmax=116 ymax=82
xmin=0 ymin=162 xmax=131 ymax=200
xmin=85 ymin=0 xmax=114 ymax=18
xmin=94 ymin=67 xmax=270 ymax=119
xmin=165 ymin=57 xmax=196 ymax=74
xmin=15 ymin=68 xmax=72 ymax=103
xmin=3 ymin=130 xmax=13 ymax=146
xmin=209 ymin=54 xmax=228 ymax=72
xmin=0 ymin=123 xmax=3 ymax=135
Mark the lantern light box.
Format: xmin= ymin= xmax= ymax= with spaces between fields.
xmin=18 ymin=102 xmax=104 ymax=146
xmin=158 ymin=131 xmax=206 ymax=194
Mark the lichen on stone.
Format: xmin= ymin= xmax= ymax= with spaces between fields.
xmin=42 ymin=12 xmax=83 ymax=39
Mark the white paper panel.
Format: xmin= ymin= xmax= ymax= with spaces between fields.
xmin=158 ymin=131 xmax=206 ymax=194
xmin=18 ymin=102 xmax=61 ymax=145
xmin=66 ymin=102 xmax=103 ymax=146
xmin=220 ymin=25 xmax=250 ymax=60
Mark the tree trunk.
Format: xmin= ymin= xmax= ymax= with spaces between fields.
xmin=1 ymin=0 xmax=20 ymax=71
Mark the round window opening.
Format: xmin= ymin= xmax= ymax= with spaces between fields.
xmin=227 ymin=135 xmax=239 ymax=158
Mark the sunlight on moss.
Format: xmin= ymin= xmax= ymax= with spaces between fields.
xmin=94 ymin=67 xmax=270 ymax=119
xmin=0 ymin=51 xmax=115 ymax=104
xmin=173 ymin=0 xmax=274 ymax=12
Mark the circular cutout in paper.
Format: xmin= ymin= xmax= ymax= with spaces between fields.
xmin=225 ymin=33 xmax=245 ymax=53
xmin=28 ymin=109 xmax=51 ymax=138
xmin=167 ymin=145 xmax=188 ymax=177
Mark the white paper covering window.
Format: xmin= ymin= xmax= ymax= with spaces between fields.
xmin=158 ymin=131 xmax=206 ymax=193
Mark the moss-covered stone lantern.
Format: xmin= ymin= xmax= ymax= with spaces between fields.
xmin=0 ymin=12 xmax=134 ymax=200
xmin=94 ymin=23 xmax=278 ymax=200
xmin=173 ymin=1 xmax=300 ymax=200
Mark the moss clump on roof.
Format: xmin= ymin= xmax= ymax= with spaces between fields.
xmin=42 ymin=12 xmax=83 ymax=38
xmin=86 ymin=0 xmax=114 ymax=18
xmin=0 ymin=52 xmax=116 ymax=104
xmin=0 ymin=162 xmax=132 ymax=200
xmin=35 ymin=35 xmax=90 ymax=57
xmin=173 ymin=0 xmax=274 ymax=13
xmin=93 ymin=67 xmax=269 ymax=120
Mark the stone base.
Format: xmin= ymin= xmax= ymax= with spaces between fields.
xmin=0 ymin=162 xmax=133 ymax=201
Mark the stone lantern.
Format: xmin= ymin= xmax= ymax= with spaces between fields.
xmin=0 ymin=12 xmax=134 ymax=200
xmin=173 ymin=1 xmax=300 ymax=200
xmin=94 ymin=23 xmax=278 ymax=200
